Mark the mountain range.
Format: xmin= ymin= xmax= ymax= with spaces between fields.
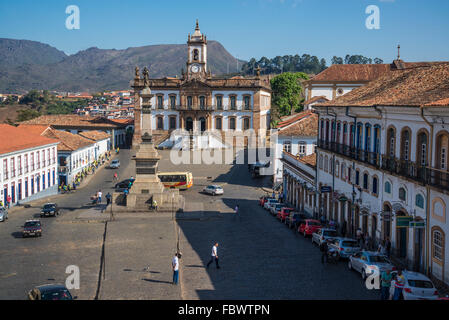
xmin=0 ymin=38 xmax=245 ymax=93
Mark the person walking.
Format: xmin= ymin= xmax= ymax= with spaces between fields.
xmin=113 ymin=172 xmax=118 ymax=182
xmin=320 ymin=239 xmax=329 ymax=264
xmin=106 ymin=192 xmax=112 ymax=206
xmin=152 ymin=199 xmax=158 ymax=211
xmin=6 ymin=195 xmax=11 ymax=209
xmin=206 ymin=242 xmax=220 ymax=269
xmin=378 ymin=240 xmax=387 ymax=256
xmin=97 ymin=190 xmax=102 ymax=204
xmin=392 ymin=269 xmax=405 ymax=300
xmin=172 ymin=253 xmax=179 ymax=285
xmin=380 ymin=269 xmax=393 ymax=300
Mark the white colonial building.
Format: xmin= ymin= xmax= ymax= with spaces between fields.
xmin=314 ymin=62 xmax=449 ymax=286
xmin=0 ymin=124 xmax=59 ymax=206
xmin=132 ymin=21 xmax=272 ymax=148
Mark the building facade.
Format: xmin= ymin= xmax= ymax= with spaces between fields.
xmin=132 ymin=22 xmax=272 ymax=147
xmin=0 ymin=125 xmax=59 ymax=206
xmin=314 ymin=63 xmax=449 ymax=285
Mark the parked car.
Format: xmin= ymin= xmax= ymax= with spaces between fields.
xmin=40 ymin=203 xmax=60 ymax=217
xmin=348 ymin=251 xmax=395 ymax=280
xmin=277 ymin=207 xmax=294 ymax=221
xmin=109 ymin=159 xmax=120 ymax=169
xmin=28 ymin=284 xmax=76 ymax=300
xmin=0 ymin=207 xmax=8 ymax=222
xmin=263 ymin=199 xmax=279 ymax=210
xmin=270 ymin=203 xmax=286 ymax=216
xmin=328 ymin=237 xmax=361 ymax=258
xmin=389 ymin=270 xmax=439 ymax=300
xmin=203 ymin=185 xmax=224 ymax=196
xmin=298 ymin=219 xmax=322 ymax=237
xmin=312 ymin=228 xmax=339 ymax=246
xmin=22 ymin=220 xmax=42 ymax=238
xmin=259 ymin=196 xmax=274 ymax=207
xmin=285 ymin=212 xmax=311 ymax=229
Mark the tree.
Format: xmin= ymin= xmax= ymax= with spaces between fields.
xmin=16 ymin=109 xmax=41 ymax=122
xmin=270 ymin=72 xmax=309 ymax=121
xmin=331 ymin=56 xmax=344 ymax=65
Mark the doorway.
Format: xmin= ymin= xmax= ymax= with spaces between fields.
xmin=396 ymin=210 xmax=408 ymax=258
xmin=199 ymin=117 xmax=206 ymax=132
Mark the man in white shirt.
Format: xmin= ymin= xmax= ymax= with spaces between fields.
xmin=172 ymin=253 xmax=179 ymax=285
xmin=206 ymin=243 xmax=220 ymax=269
xmin=97 ymin=190 xmax=102 ymax=203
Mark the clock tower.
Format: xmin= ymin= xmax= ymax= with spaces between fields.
xmin=186 ymin=20 xmax=208 ymax=80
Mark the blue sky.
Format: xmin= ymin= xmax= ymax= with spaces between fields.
xmin=0 ymin=0 xmax=448 ymax=64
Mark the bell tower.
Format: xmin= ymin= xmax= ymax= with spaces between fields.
xmin=186 ymin=20 xmax=207 ymax=80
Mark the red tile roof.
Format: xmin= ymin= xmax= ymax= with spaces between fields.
xmin=304 ymin=96 xmax=329 ymax=105
xmin=277 ymin=110 xmax=318 ymax=137
xmin=0 ymin=124 xmax=58 ymax=155
xmin=309 ymin=61 xmax=443 ymax=83
xmin=318 ymin=63 xmax=449 ymax=107
xmin=20 ymin=115 xmax=127 ymax=129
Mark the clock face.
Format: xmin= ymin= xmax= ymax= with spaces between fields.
xmin=190 ymin=65 xmax=199 ymax=73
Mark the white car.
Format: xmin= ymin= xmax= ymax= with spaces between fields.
xmin=389 ymin=270 xmax=439 ymax=300
xmin=264 ymin=199 xmax=279 ymax=211
xmin=110 ymin=159 xmax=120 ymax=169
xmin=203 ymin=185 xmax=224 ymax=196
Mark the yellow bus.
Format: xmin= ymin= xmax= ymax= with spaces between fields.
xmin=157 ymin=172 xmax=193 ymax=190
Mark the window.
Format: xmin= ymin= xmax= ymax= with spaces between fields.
xmin=170 ymin=95 xmax=176 ymax=109
xmin=341 ymin=163 xmax=346 ymax=180
xmin=215 ymin=117 xmax=222 ymax=130
xmin=415 ymin=194 xmax=425 ymax=209
xmin=348 ymin=167 xmax=352 ymax=183
xmin=10 ymin=158 xmax=15 ymax=177
xmin=355 ymin=170 xmax=360 ymax=185
xmin=385 ymin=181 xmax=391 ymax=194
xmin=337 ymin=123 xmax=341 ymax=144
xmin=363 ymin=173 xmax=369 ymax=190
xmin=298 ymin=142 xmax=306 ymax=157
xmin=319 ymin=155 xmax=323 ymax=169
xmin=230 ymin=96 xmax=236 ymax=110
xmin=372 ymin=177 xmax=378 ymax=195
xmin=343 ymin=123 xmax=348 ymax=146
xmin=18 ymin=156 xmax=22 ymax=175
xmin=283 ymin=140 xmax=292 ymax=153
xmin=24 ymin=154 xmax=28 ymax=173
xmin=169 ymin=117 xmax=176 ymax=130
xmin=3 ymin=159 xmax=7 ymax=179
xmin=329 ymin=158 xmax=333 ymax=175
xmin=244 ymin=96 xmax=250 ymax=110
xmin=324 ymin=156 xmax=329 ymax=172
xmin=199 ymin=96 xmax=205 ymax=109
xmin=401 ymin=129 xmax=411 ymax=161
xmin=187 ymin=96 xmax=192 ymax=108
xmin=243 ymin=118 xmax=250 ymax=130
xmin=193 ymin=49 xmax=199 ymax=61
xmin=387 ymin=127 xmax=396 ymax=158
xmin=216 ymin=95 xmax=223 ymax=110
xmin=229 ymin=117 xmax=236 ymax=130
xmin=399 ymin=187 xmax=407 ymax=201
xmin=157 ymin=117 xmax=164 ymax=130
xmin=157 ymin=95 xmax=163 ymax=109
xmin=433 ymin=230 xmax=443 ymax=261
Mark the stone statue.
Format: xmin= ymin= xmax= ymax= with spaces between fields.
xmin=135 ymin=66 xmax=140 ymax=79
xmin=143 ymin=67 xmax=150 ymax=86
xmin=256 ymin=66 xmax=261 ymax=77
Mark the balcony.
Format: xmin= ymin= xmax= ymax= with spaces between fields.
xmin=318 ymin=140 xmax=381 ymax=167
xmin=428 ymin=168 xmax=449 ymax=191
xmin=58 ymin=166 xmax=69 ymax=174
xmin=177 ymin=105 xmax=214 ymax=111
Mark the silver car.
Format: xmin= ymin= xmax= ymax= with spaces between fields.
xmin=311 ymin=228 xmax=338 ymax=246
xmin=202 ymin=185 xmax=224 ymax=196
xmin=0 ymin=207 xmax=8 ymax=222
xmin=348 ymin=251 xmax=395 ymax=279
xmin=389 ymin=270 xmax=439 ymax=300
xmin=329 ymin=237 xmax=361 ymax=258
xmin=263 ymin=199 xmax=279 ymax=211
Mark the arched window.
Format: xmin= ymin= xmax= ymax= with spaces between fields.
xmin=355 ymin=170 xmax=360 ymax=186
xmin=415 ymin=194 xmax=425 ymax=209
xmin=432 ymin=229 xmax=444 ymax=262
xmin=215 ymin=117 xmax=222 ymax=130
xmin=324 ymin=155 xmax=329 ymax=172
xmin=157 ymin=117 xmax=164 ymax=130
xmin=199 ymin=96 xmax=206 ymax=108
xmin=384 ymin=181 xmax=391 ymax=194
xmin=417 ymin=131 xmax=428 ymax=166
xmin=343 ymin=123 xmax=348 ymax=146
xmin=341 ymin=163 xmax=346 ymax=180
xmin=243 ymin=117 xmax=250 ymax=130
xmin=329 ymin=158 xmax=333 ymax=175
xmin=363 ymin=173 xmax=369 ymax=190
xmin=320 ymin=119 xmax=325 ymax=141
xmin=337 ymin=122 xmax=341 ymax=144
xmin=229 ymin=95 xmax=237 ymax=110
xmin=436 ymin=131 xmax=449 ymax=170
xmin=229 ymin=117 xmax=236 ymax=130
xmin=387 ymin=127 xmax=396 ymax=158
xmin=365 ymin=124 xmax=372 ymax=152
xmin=319 ymin=155 xmax=324 ymax=169
xmin=401 ymin=128 xmax=411 ymax=161
xmin=372 ymin=176 xmax=378 ymax=195
xmin=399 ymin=187 xmax=407 ymax=201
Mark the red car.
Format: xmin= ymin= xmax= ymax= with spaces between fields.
xmin=298 ymin=219 xmax=322 ymax=237
xmin=259 ymin=196 xmax=274 ymax=207
xmin=277 ymin=207 xmax=294 ymax=221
